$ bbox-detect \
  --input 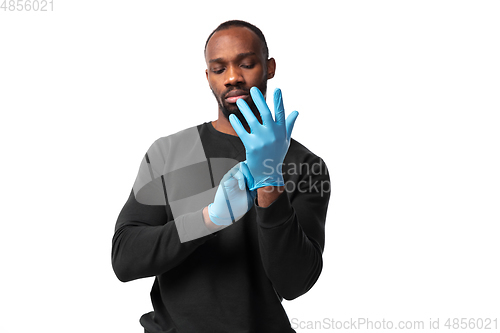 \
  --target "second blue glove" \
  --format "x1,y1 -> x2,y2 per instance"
207,162 -> 256,225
